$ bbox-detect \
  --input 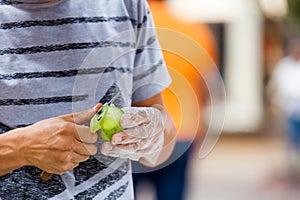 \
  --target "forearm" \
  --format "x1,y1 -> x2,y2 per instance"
0,128 -> 27,176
